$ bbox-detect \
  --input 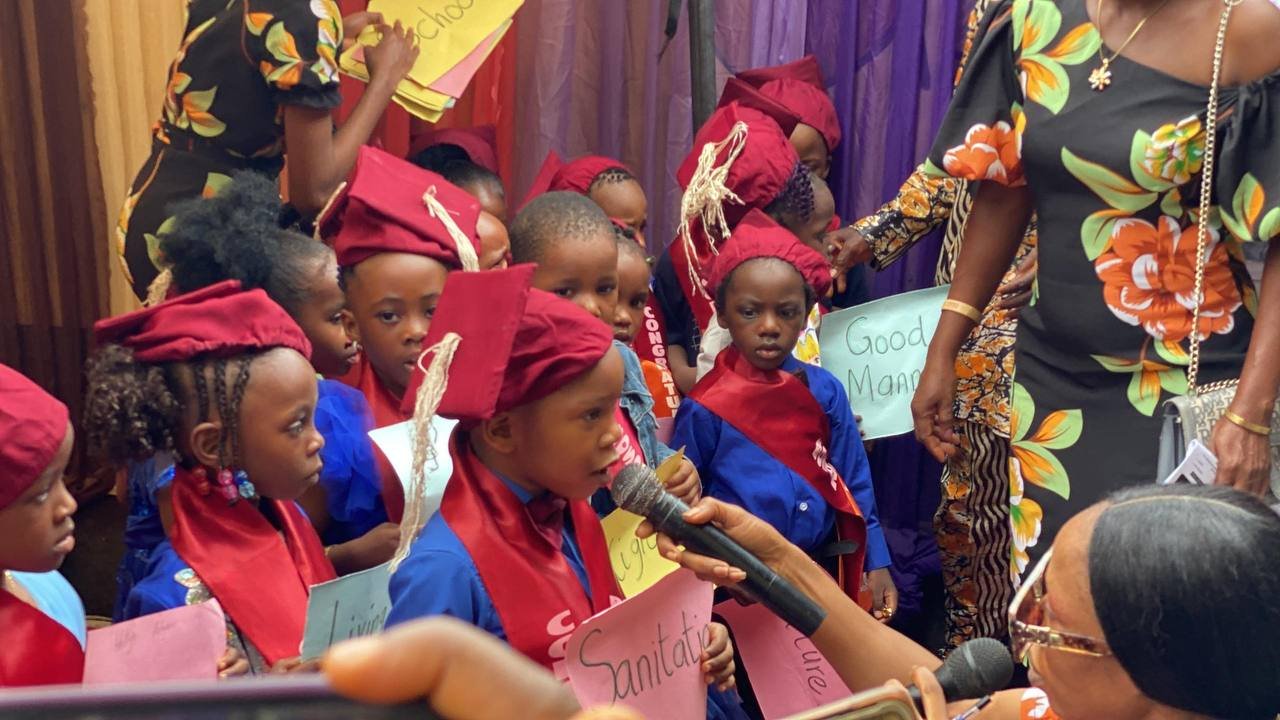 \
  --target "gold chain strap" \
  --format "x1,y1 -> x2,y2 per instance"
1187,0 -> 1244,395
